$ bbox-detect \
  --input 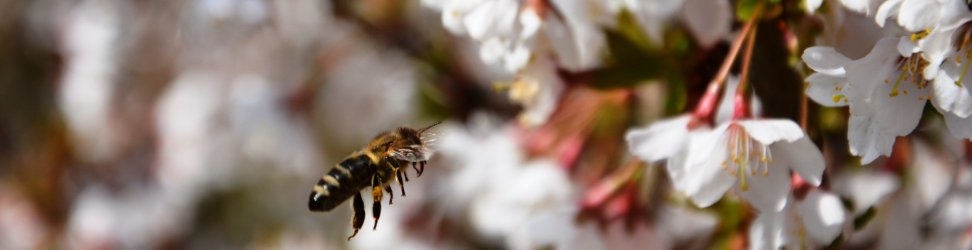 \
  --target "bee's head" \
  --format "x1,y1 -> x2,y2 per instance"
387,121 -> 440,162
